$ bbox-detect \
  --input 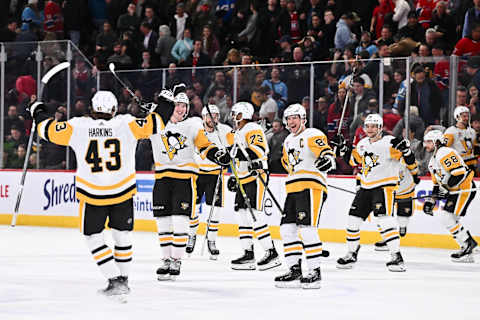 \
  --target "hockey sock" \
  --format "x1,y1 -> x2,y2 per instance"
206,205 -> 220,241
172,215 -> 189,259
397,216 -> 409,229
280,223 -> 302,268
156,216 -> 173,259
111,229 -> 132,277
85,232 -> 120,279
299,226 -> 322,270
238,209 -> 254,250
189,205 -> 200,237
346,215 -> 363,252
439,210 -> 469,244
253,210 -> 274,250
377,216 -> 400,253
